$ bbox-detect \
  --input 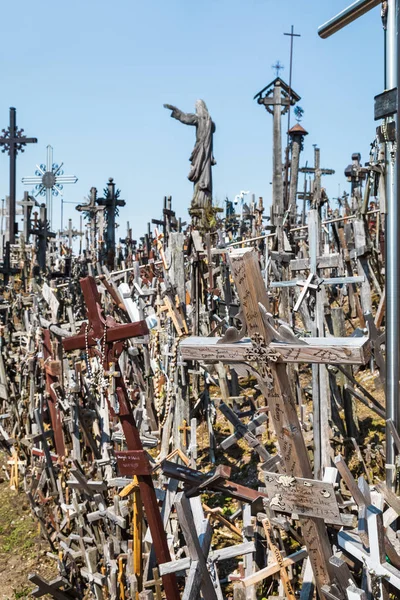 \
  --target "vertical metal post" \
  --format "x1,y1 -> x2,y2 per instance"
385,0 -> 400,489
46,145 -> 53,230
9,108 -> 16,245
